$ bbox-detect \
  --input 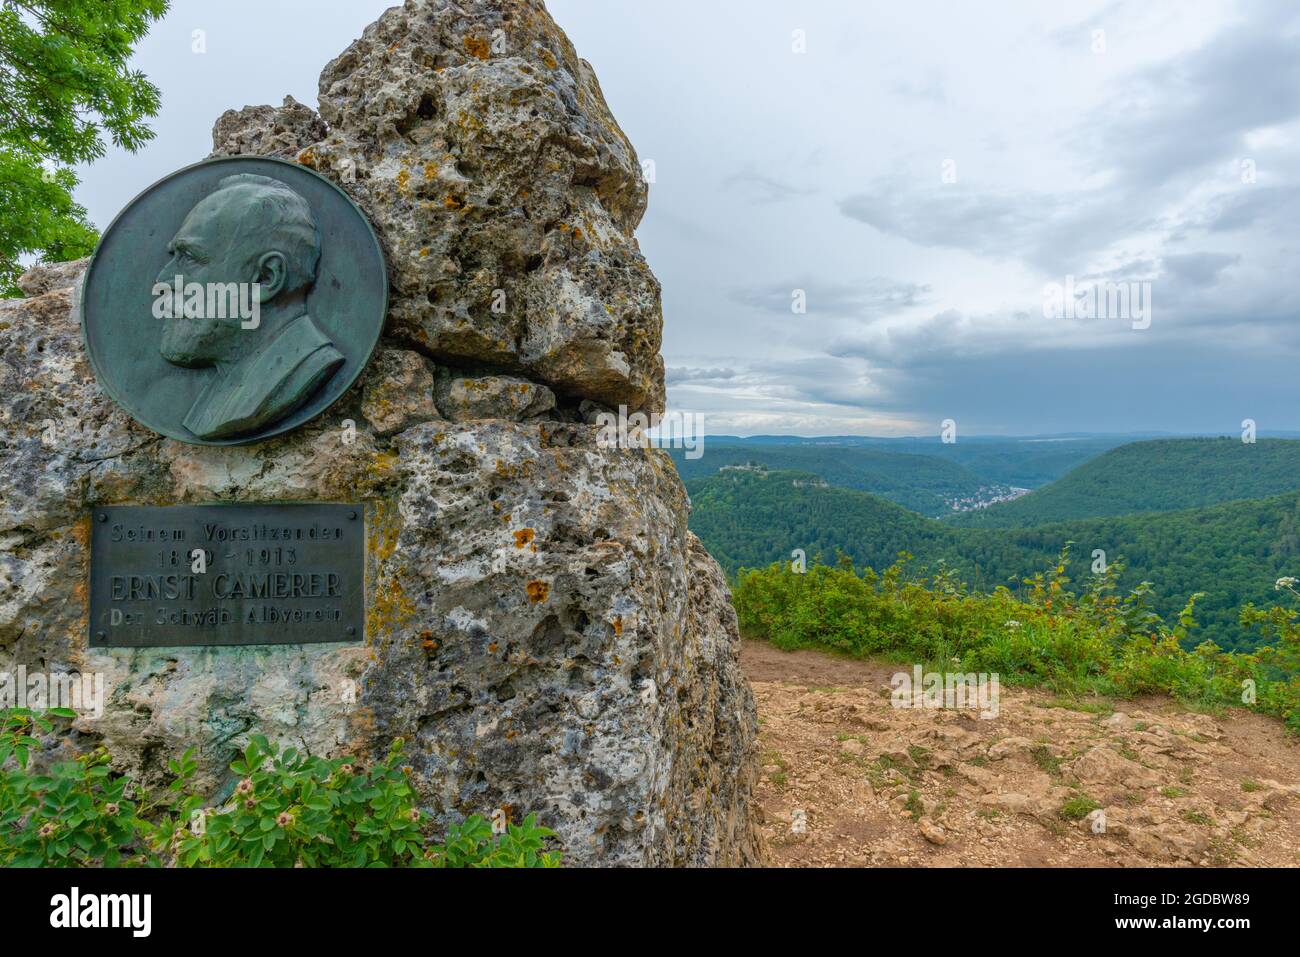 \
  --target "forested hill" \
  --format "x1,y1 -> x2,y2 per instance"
946,437 -> 1300,528
686,468 -> 1300,652
668,444 -> 1005,517
675,434 -> 1142,489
